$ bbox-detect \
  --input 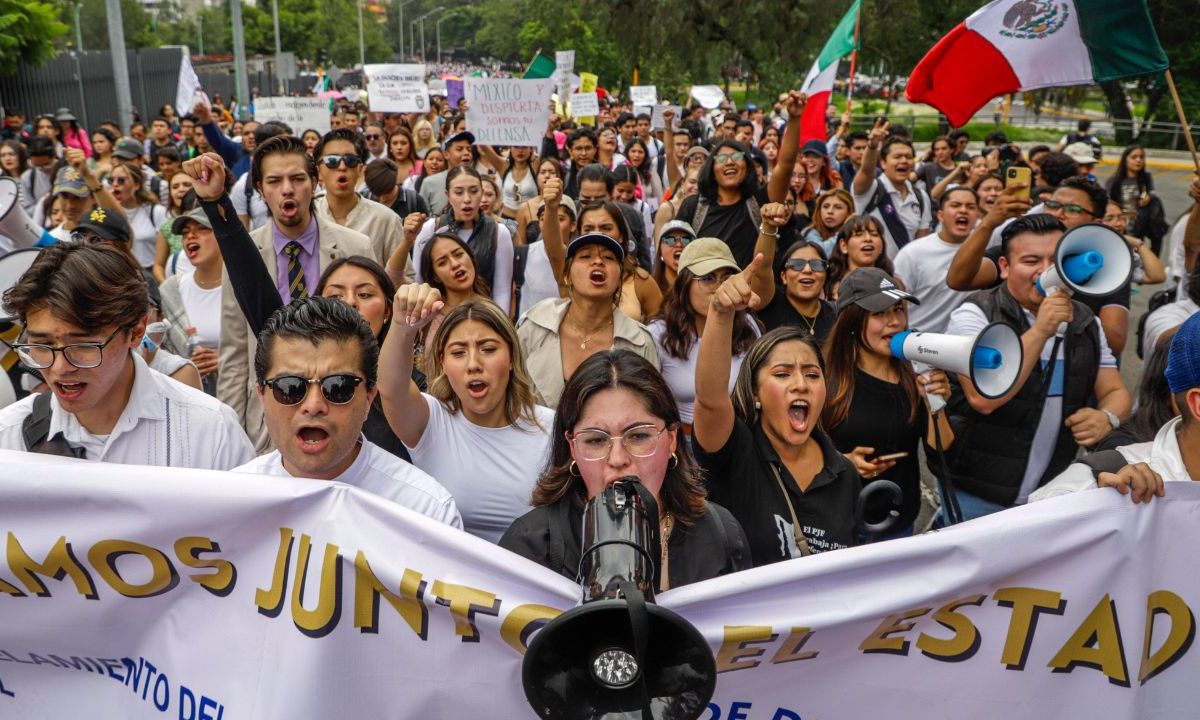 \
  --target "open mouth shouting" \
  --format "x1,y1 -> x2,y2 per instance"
278,199 -> 299,220
787,400 -> 810,433
184,240 -> 202,260
465,379 -> 489,400
589,268 -> 609,287
54,380 -> 87,403
295,424 -> 331,455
